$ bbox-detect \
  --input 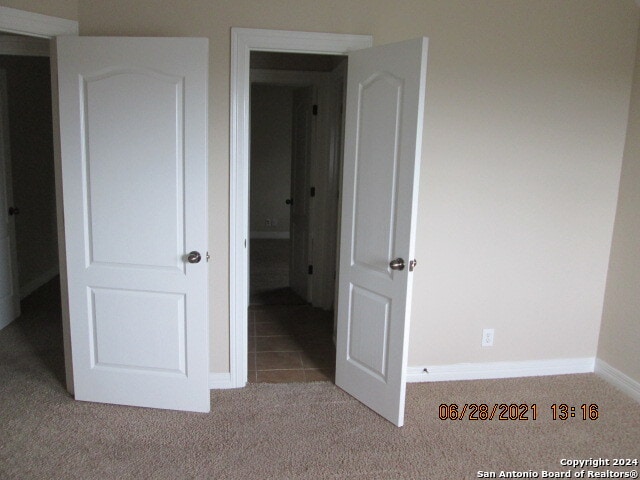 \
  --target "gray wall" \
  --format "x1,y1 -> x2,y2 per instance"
250,84 -> 293,238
